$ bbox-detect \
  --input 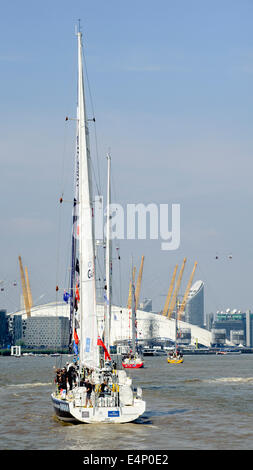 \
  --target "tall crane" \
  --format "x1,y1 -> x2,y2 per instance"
127,266 -> 136,309
18,256 -> 31,317
178,261 -> 198,320
135,255 -> 144,310
167,258 -> 186,319
25,266 -> 33,310
162,264 -> 178,316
